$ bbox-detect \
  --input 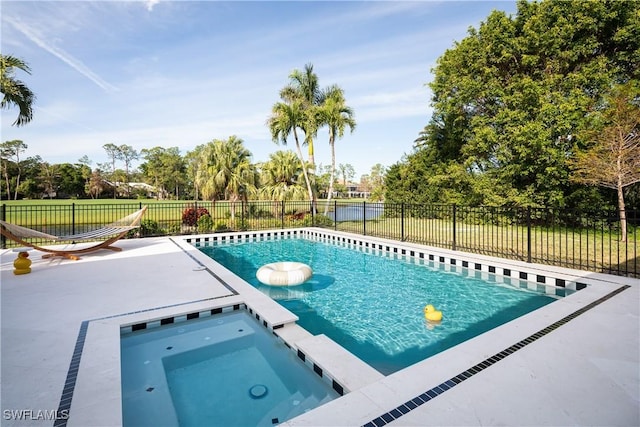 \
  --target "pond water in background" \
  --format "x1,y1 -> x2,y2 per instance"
325,203 -> 384,222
